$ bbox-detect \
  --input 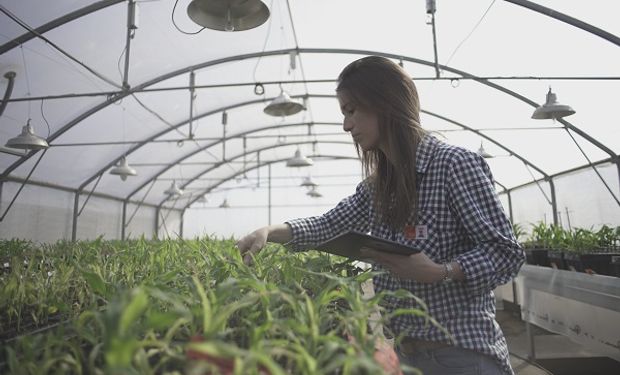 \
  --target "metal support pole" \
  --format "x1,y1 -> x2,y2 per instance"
189,71 -> 195,138
121,200 -> 127,240
268,163 -> 272,225
525,321 -> 536,361
616,157 -> 620,198
0,71 -> 16,117
548,178 -> 558,226
71,191 -> 79,241
154,206 -> 160,239
506,190 -> 513,224
430,12 -> 440,78
257,151 -> 261,187
122,0 -> 136,89
179,209 -> 185,238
